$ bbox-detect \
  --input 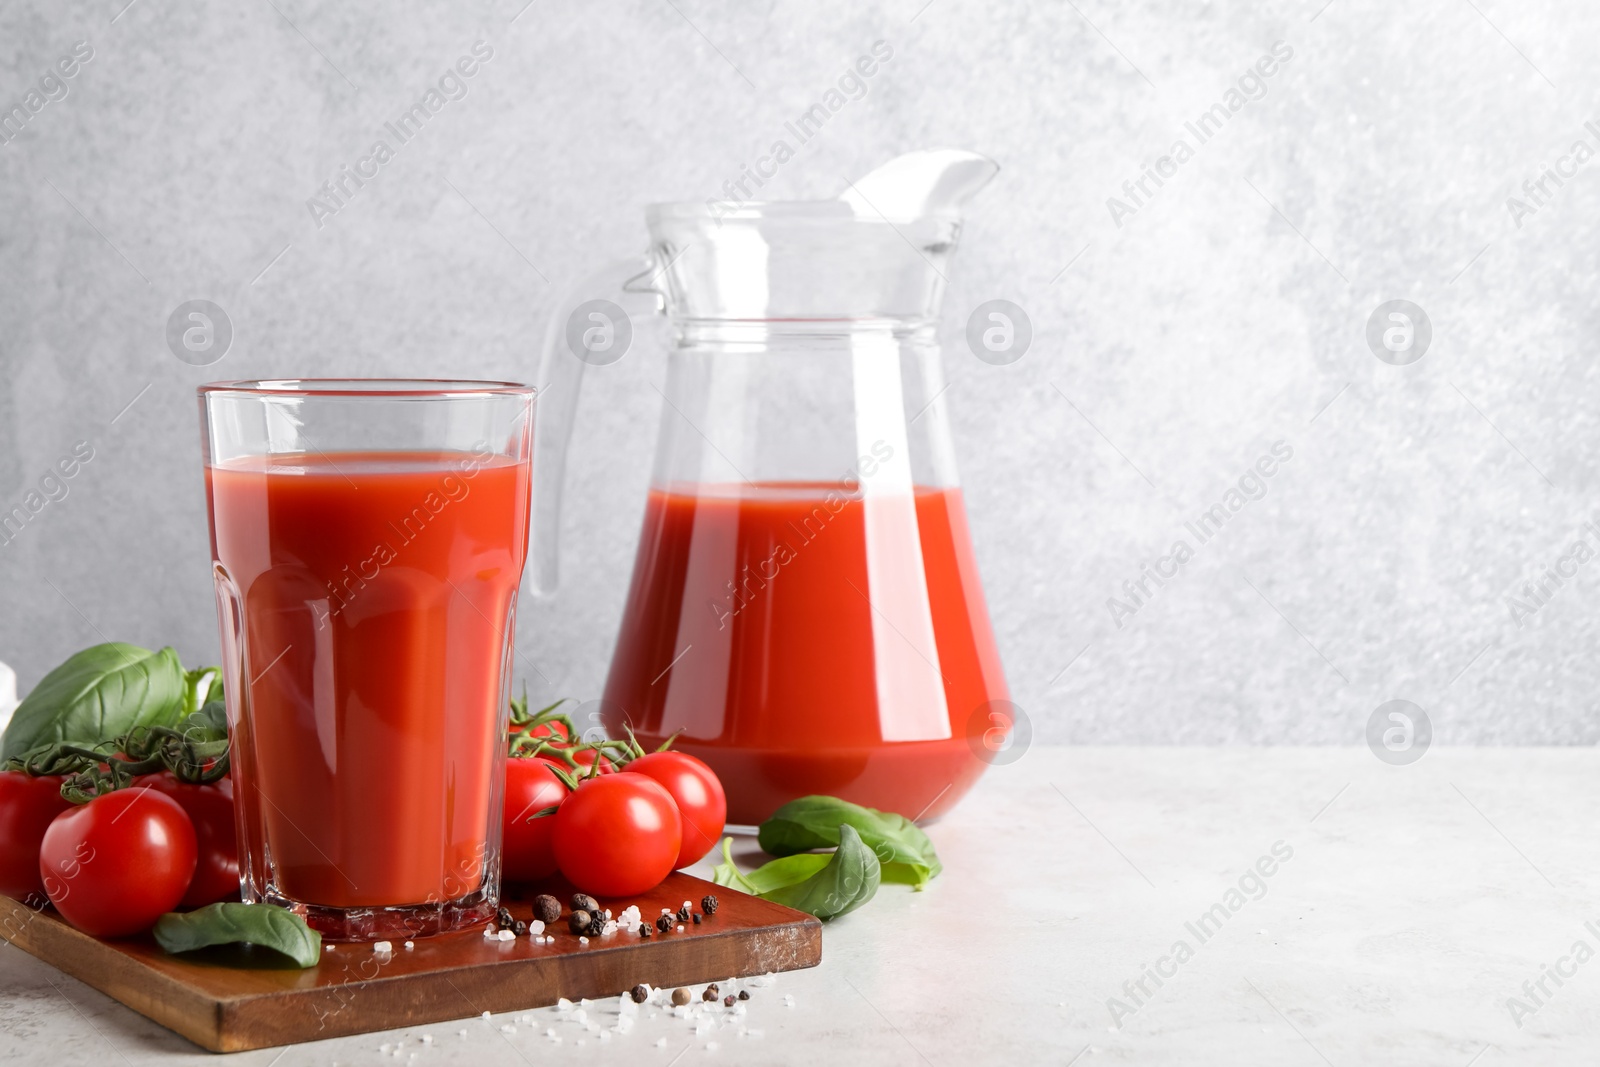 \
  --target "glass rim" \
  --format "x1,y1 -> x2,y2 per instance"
198,378 -> 535,399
